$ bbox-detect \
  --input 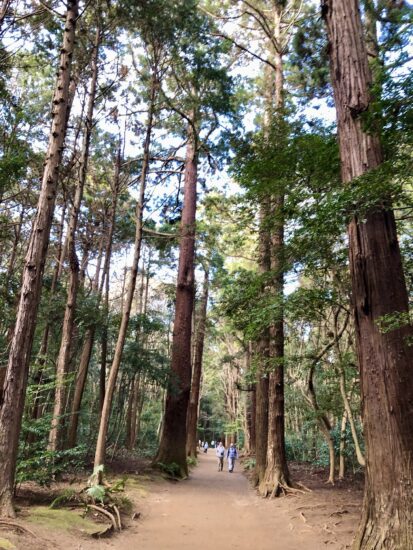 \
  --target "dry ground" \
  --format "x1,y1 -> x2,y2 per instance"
0,452 -> 363,549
